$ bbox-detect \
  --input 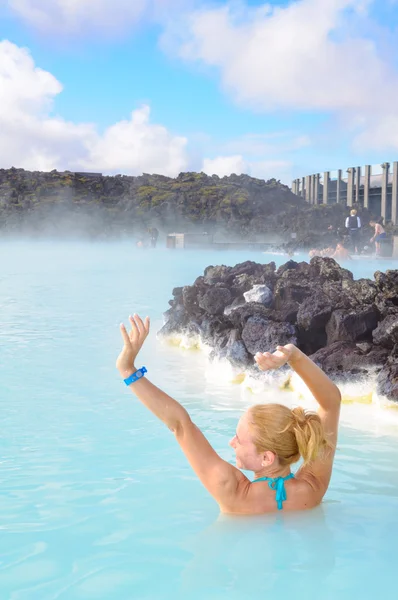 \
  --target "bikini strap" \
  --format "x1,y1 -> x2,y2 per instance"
253,473 -> 294,510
